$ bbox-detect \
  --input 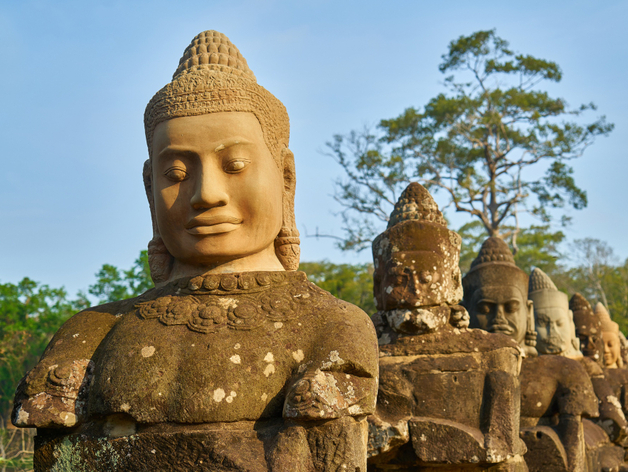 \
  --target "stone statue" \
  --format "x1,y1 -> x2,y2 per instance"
368,182 -> 527,471
527,268 -> 625,472
463,241 -> 596,471
596,302 -> 628,452
596,302 -> 624,369
571,294 -> 628,448
12,30 -> 379,472
463,237 -> 538,357
528,268 -> 580,358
